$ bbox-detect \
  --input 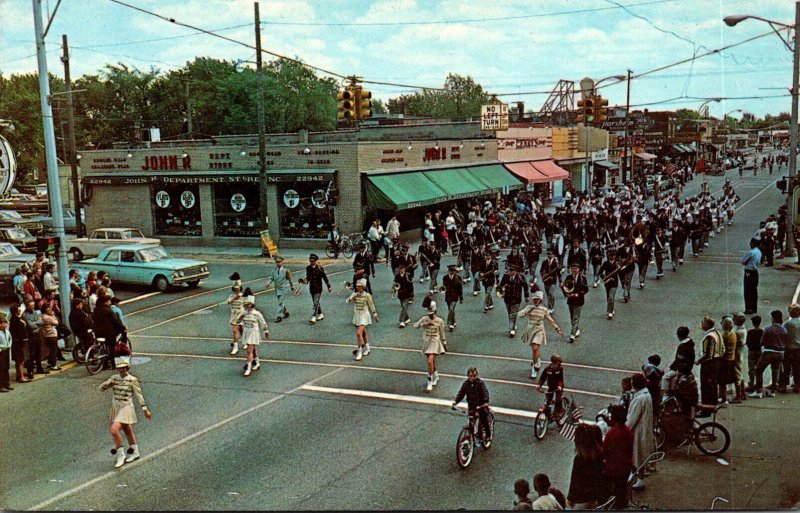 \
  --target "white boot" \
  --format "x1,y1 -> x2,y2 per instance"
251,358 -> 260,371
230,343 -> 238,355
530,365 -> 538,379
432,371 -> 440,386
363,343 -> 371,356
355,348 -> 363,361
426,376 -> 433,392
114,447 -> 126,468
243,361 -> 252,377
125,444 -> 140,463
